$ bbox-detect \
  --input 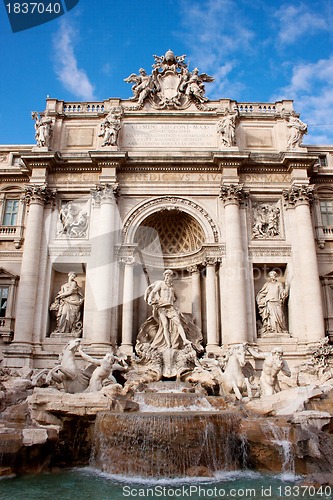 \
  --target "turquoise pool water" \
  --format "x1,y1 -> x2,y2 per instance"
1,468 -> 331,500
